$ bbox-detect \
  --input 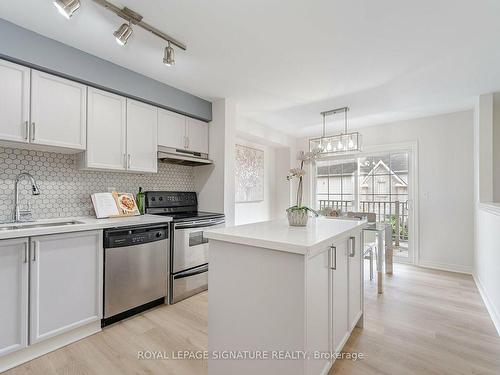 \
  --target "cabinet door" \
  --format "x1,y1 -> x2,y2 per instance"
186,117 -> 209,154
85,87 -> 127,170
331,239 -> 349,353
29,231 -> 102,344
126,99 -> 158,173
0,238 -> 29,357
158,108 -> 186,150
306,250 -> 332,375
0,60 -> 30,143
348,233 -> 363,330
30,70 -> 87,150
